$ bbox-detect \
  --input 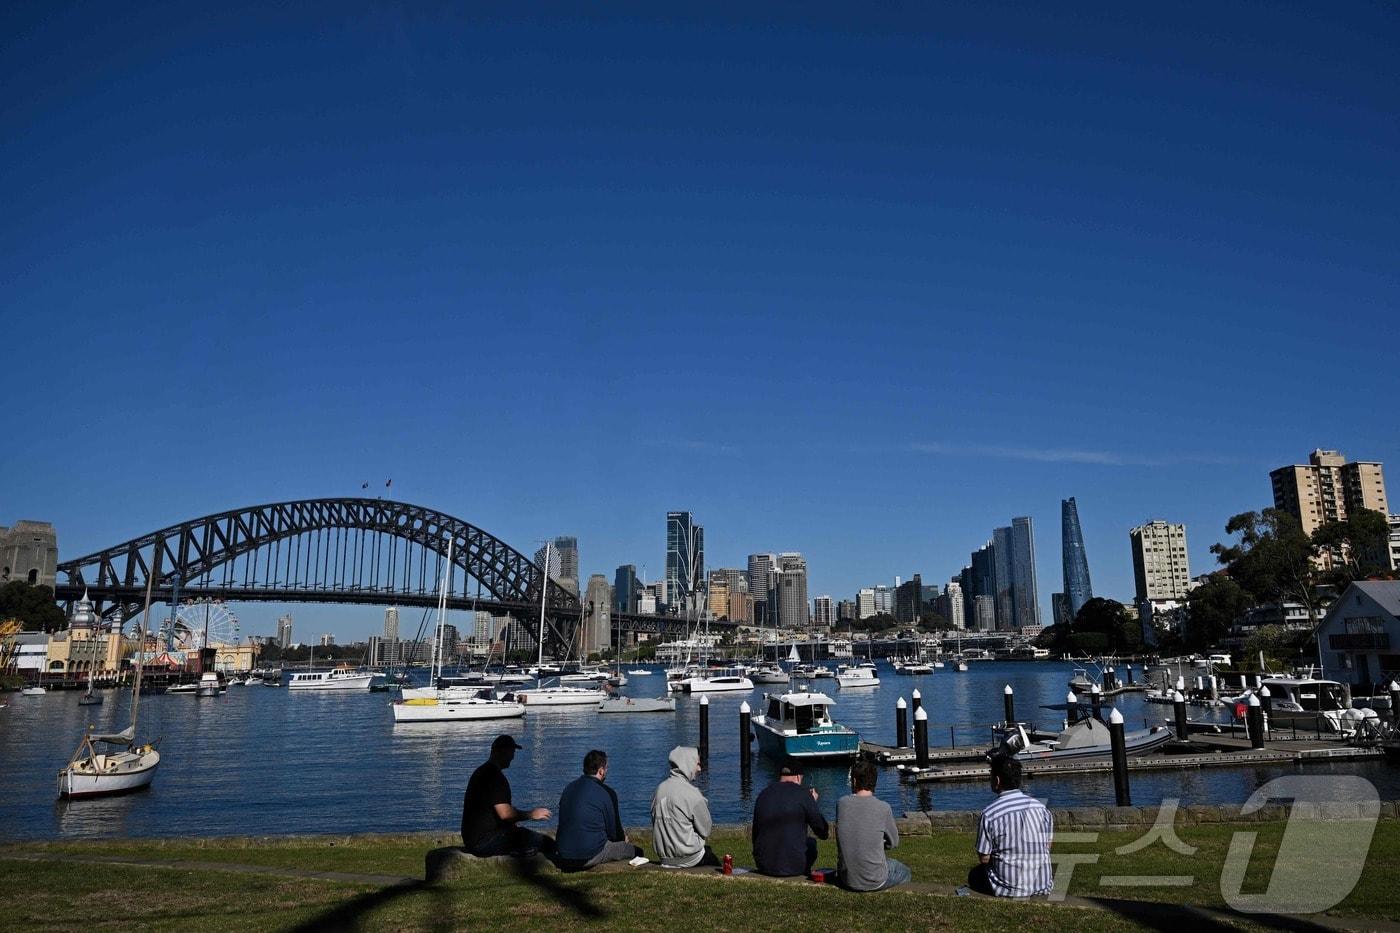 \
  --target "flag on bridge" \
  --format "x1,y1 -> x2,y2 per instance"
386,479 -> 393,488
361,482 -> 369,489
